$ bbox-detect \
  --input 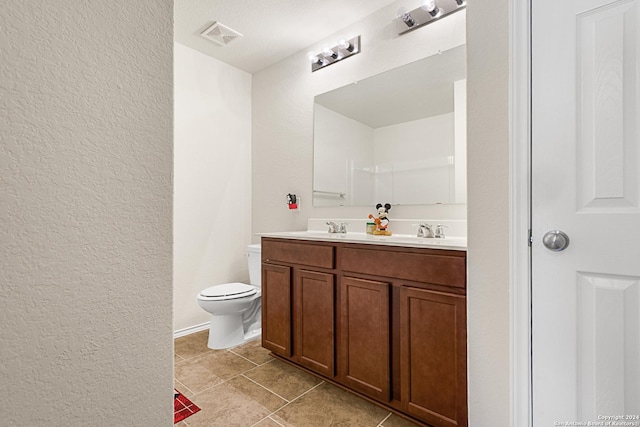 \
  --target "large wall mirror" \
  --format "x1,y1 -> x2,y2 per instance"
312,44 -> 466,207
